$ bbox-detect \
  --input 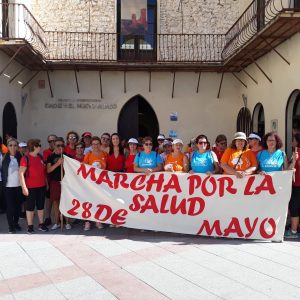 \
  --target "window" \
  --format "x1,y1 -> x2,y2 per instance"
117,0 -> 157,61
